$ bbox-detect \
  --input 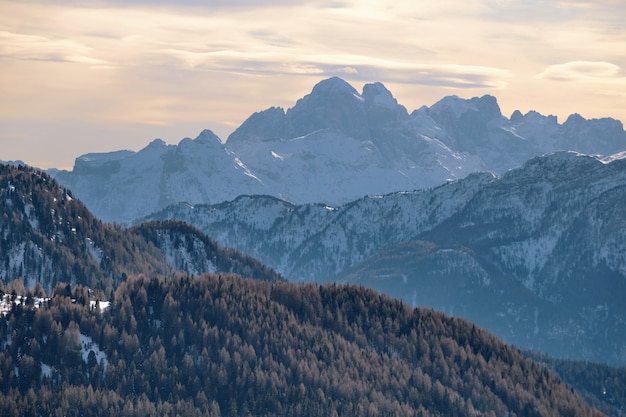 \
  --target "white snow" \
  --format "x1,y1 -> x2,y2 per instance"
41,363 -> 52,378
24,203 -> 39,230
352,93 -> 364,102
80,334 -> 108,370
229,151 -> 264,184
534,308 -> 539,336
86,237 -> 103,264
89,300 -> 111,311
598,150 -> 626,164
0,294 -> 48,315
270,151 -> 284,160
